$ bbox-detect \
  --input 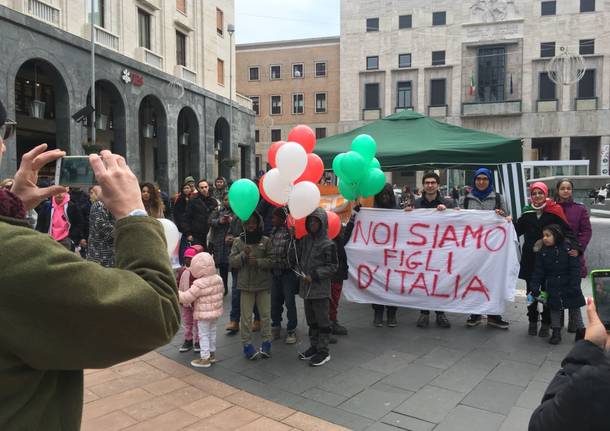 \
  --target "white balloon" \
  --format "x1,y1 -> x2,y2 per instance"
157,218 -> 181,260
263,168 -> 291,204
288,181 -> 321,219
276,142 -> 307,182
